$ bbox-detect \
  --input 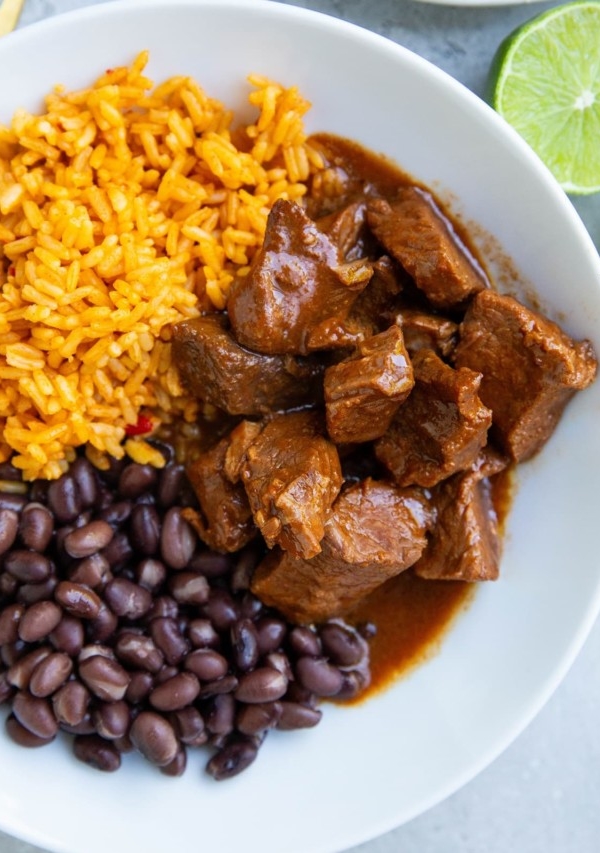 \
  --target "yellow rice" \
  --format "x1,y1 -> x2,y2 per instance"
0,51 -> 325,480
